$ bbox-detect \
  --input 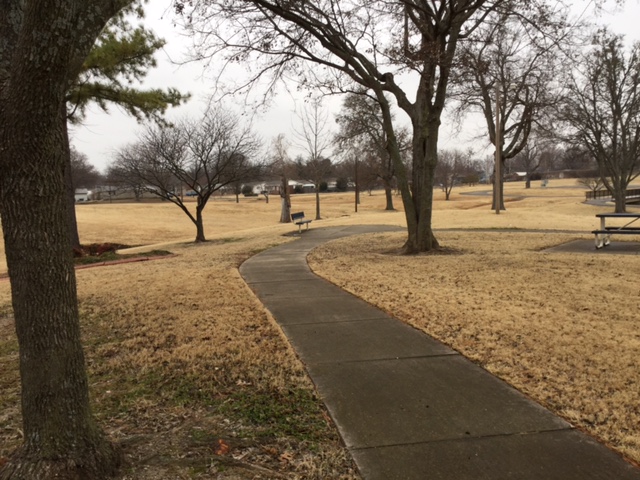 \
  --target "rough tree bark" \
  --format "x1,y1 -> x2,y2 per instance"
314,187 -> 321,220
195,200 -> 207,242
279,176 -> 292,223
382,176 -> 395,211
0,1 -> 128,478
